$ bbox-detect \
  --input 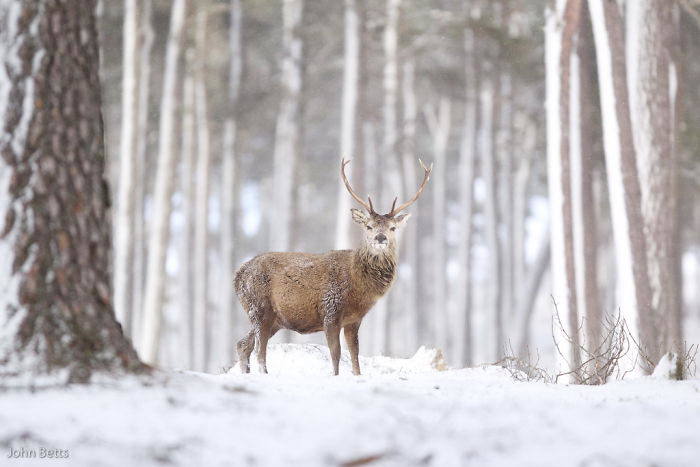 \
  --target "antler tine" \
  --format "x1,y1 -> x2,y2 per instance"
390,197 -> 397,215
389,158 -> 433,216
340,158 -> 374,213
368,196 -> 374,213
